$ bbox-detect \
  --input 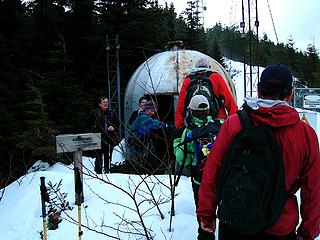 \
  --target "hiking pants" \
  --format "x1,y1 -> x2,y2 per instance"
192,181 -> 215,240
94,141 -> 111,173
218,223 -> 297,240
